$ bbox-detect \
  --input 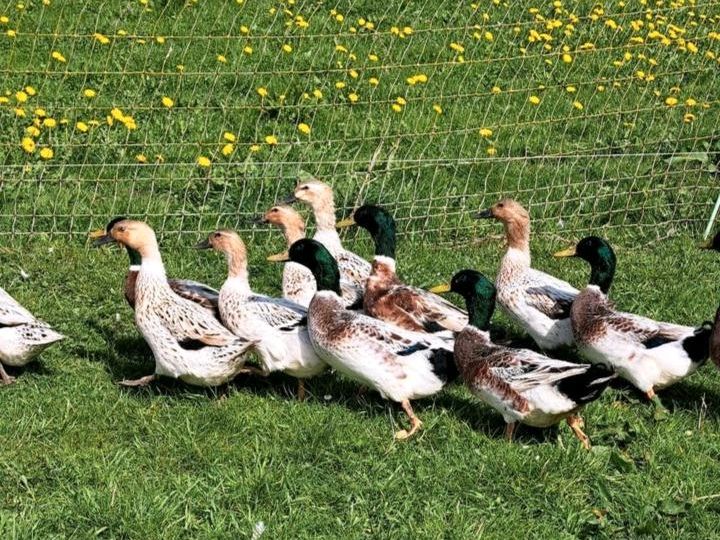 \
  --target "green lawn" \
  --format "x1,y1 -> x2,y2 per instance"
2,0 -> 720,538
